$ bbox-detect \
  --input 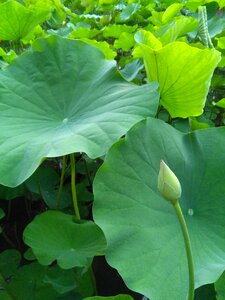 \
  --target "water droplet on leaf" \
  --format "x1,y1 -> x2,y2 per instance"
188,208 -> 194,216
